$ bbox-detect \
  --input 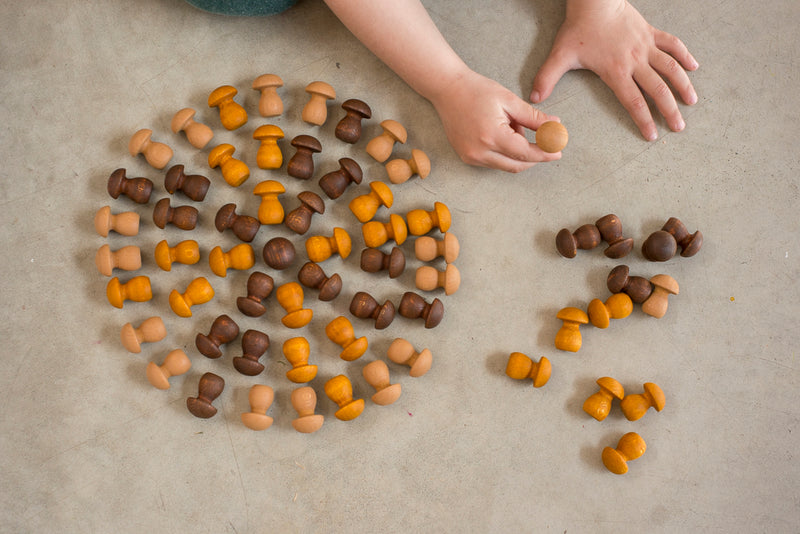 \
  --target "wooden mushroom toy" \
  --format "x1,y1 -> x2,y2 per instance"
335,99 -> 372,144
233,329 -> 270,376
385,148 -> 431,184
363,360 -> 402,405
208,243 -> 255,277
305,227 -> 352,262
276,282 -> 313,328
387,338 -> 432,377
641,274 -> 679,318
297,262 -> 342,301
415,232 -> 460,263
171,108 -> 213,149
252,73 -> 284,117
196,314 -> 239,359
360,247 -> 405,278
505,352 -> 551,388
318,157 -> 363,199
415,264 -> 461,295
582,377 -> 625,421
554,307 -> 589,352
287,135 -> 322,180
349,181 -> 393,223
325,316 -> 368,361
164,164 -> 210,201
284,191 -> 325,235
236,271 -> 274,317
325,375 -> 365,421
406,202 -> 451,235
107,169 -> 153,204
208,143 -> 250,187
129,129 -> 173,170
187,372 -> 225,419
301,81 -> 336,125
362,214 -> 408,248
366,119 -> 408,162
208,85 -> 247,130
106,276 -> 152,308
253,124 -> 284,169
291,386 -> 324,433
169,277 -> 214,317
602,432 -> 646,475
620,382 -> 665,421
146,349 -> 191,390
283,337 -> 317,383
215,203 -> 260,242
398,292 -> 444,328
595,214 -> 634,259
154,240 -> 200,271
587,293 -> 633,328
349,291 -> 395,329
241,384 -> 274,431
94,206 -> 139,237
607,265 -> 653,304
120,316 -> 166,353
153,198 -> 198,231
253,180 -> 286,224
556,223 -> 601,258
535,121 -> 568,153
95,244 -> 141,276
262,236 -> 296,270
